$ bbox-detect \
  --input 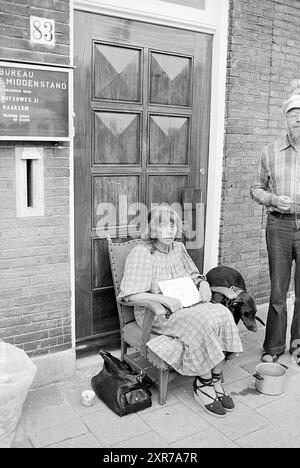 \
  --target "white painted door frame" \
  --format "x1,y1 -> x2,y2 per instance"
70,0 -> 229,346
